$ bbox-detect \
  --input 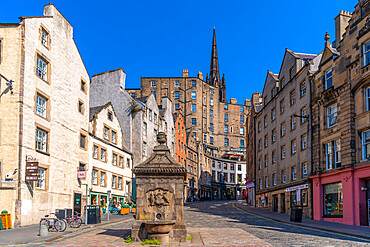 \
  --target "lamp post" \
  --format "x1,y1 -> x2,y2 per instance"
81,183 -> 89,225
0,73 -> 14,96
